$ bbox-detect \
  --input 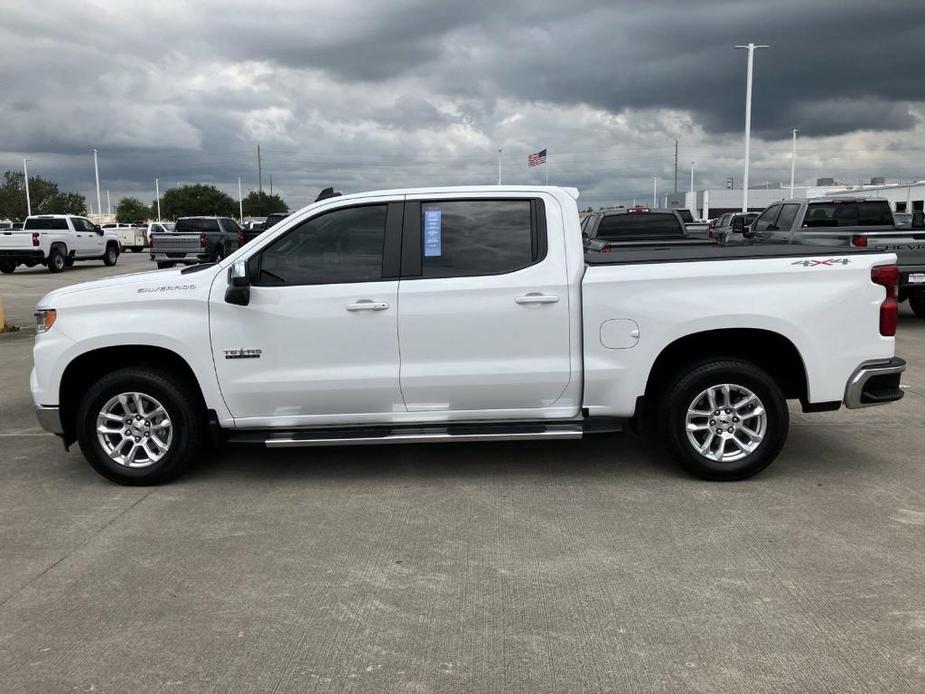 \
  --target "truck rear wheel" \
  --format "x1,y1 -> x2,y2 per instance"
909,295 -> 925,318
0,260 -> 15,274
659,359 -> 789,481
75,367 -> 204,485
47,246 -> 66,273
